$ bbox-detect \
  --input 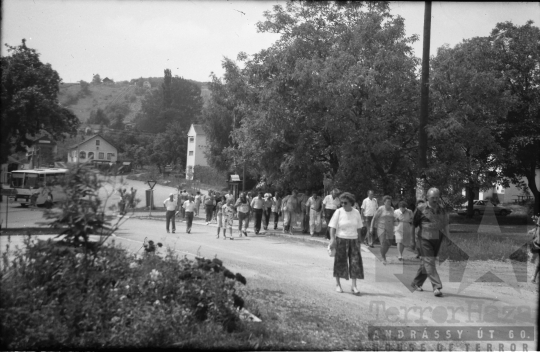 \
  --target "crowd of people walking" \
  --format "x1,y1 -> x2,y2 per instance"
159,186 -> 449,297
